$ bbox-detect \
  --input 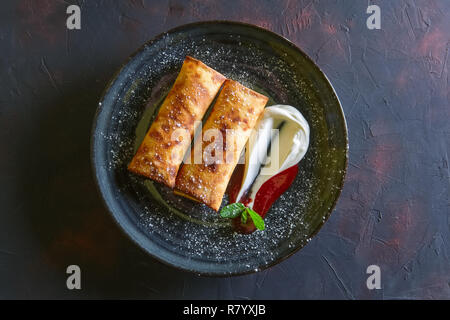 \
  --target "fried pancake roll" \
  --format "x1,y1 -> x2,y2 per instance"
128,56 -> 226,188
175,80 -> 268,211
